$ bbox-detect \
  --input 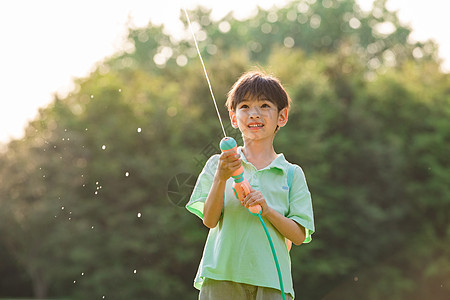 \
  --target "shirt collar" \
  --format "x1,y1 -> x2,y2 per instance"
237,146 -> 288,172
